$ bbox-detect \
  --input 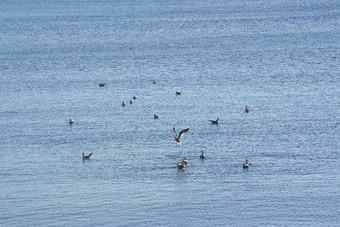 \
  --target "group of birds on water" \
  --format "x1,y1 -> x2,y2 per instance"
69,81 -> 252,170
